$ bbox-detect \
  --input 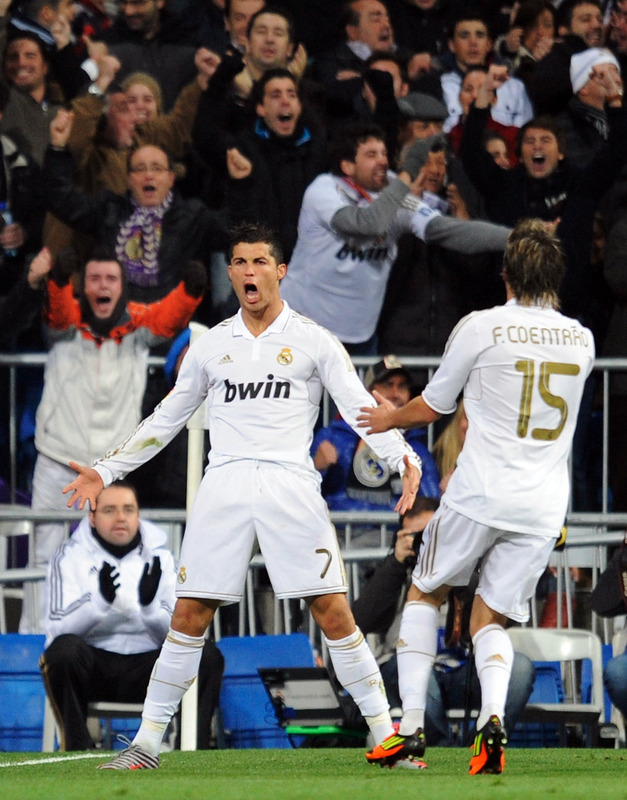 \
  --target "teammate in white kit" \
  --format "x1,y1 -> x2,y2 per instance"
359,219 -> 595,773
62,222 -> 422,770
